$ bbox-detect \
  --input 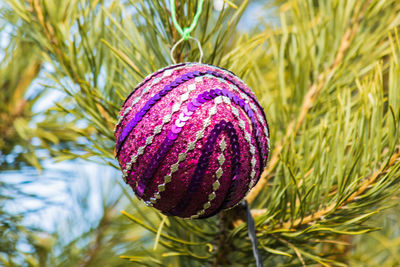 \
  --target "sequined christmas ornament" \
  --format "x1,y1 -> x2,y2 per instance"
114,63 -> 270,219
